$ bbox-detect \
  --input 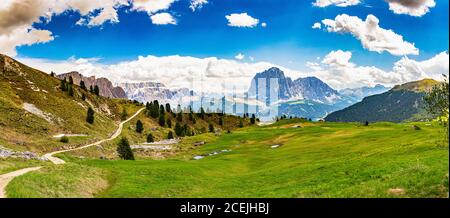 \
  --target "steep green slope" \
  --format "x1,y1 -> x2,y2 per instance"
325,79 -> 439,123
0,54 -> 141,153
